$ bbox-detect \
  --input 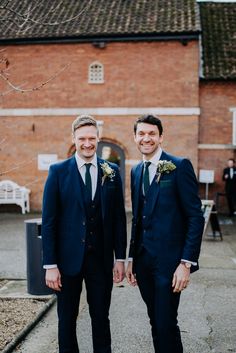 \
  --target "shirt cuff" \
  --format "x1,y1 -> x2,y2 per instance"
43,264 -> 58,269
181,259 -> 197,266
115,259 -> 125,262
126,258 -> 196,265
